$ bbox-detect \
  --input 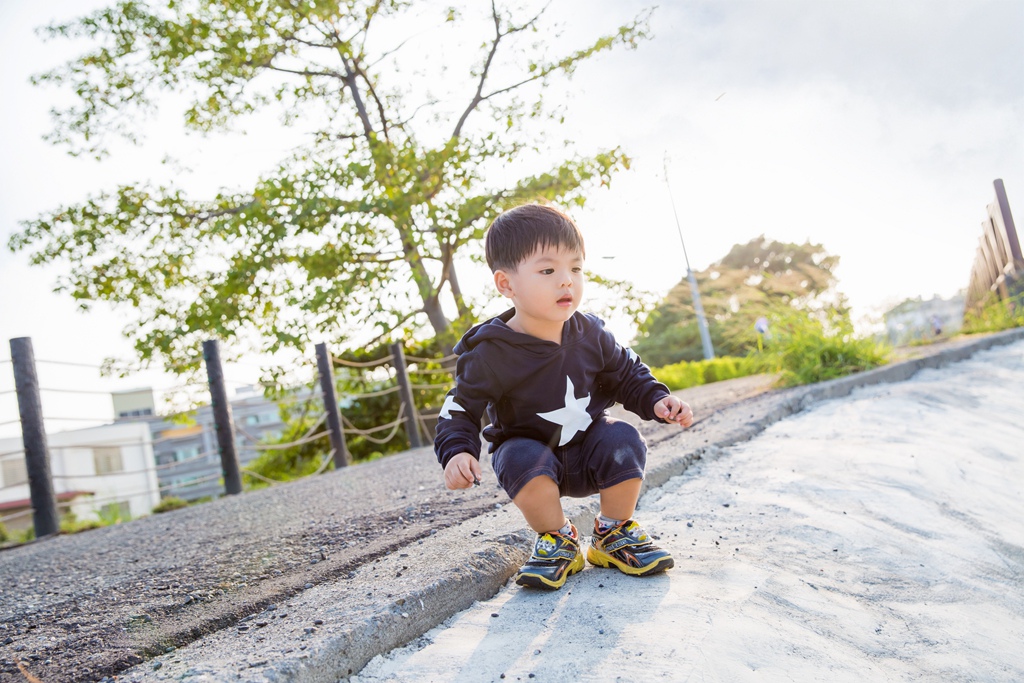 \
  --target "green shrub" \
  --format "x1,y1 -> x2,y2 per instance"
60,511 -> 102,534
760,305 -> 889,387
654,360 -> 705,390
153,496 -> 190,513
652,355 -> 761,391
962,292 -> 1024,335
0,521 -> 8,544
97,504 -> 130,526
